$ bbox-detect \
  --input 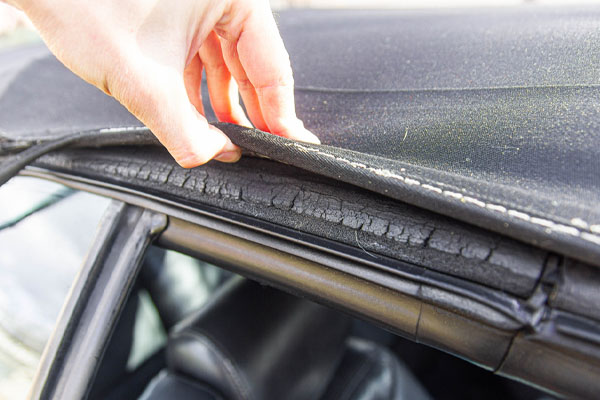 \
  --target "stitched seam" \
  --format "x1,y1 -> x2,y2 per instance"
289,142 -> 600,246
92,125 -> 600,241
295,83 -> 600,94
289,141 -> 600,227
98,126 -> 148,133
86,125 -> 600,245
178,331 -> 253,400
290,141 -> 599,227
303,147 -> 584,227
